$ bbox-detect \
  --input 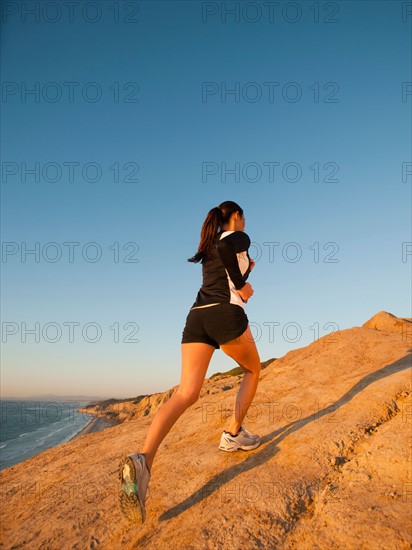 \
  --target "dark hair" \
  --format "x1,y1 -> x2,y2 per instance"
187,201 -> 244,263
